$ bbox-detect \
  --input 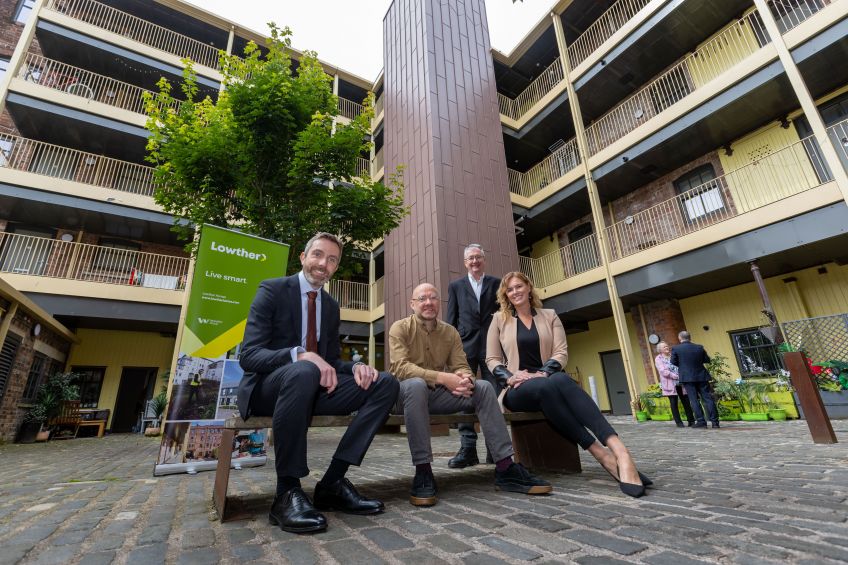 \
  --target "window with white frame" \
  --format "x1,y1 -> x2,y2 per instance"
0,57 -> 9,81
13,0 -> 36,24
674,164 -> 725,222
